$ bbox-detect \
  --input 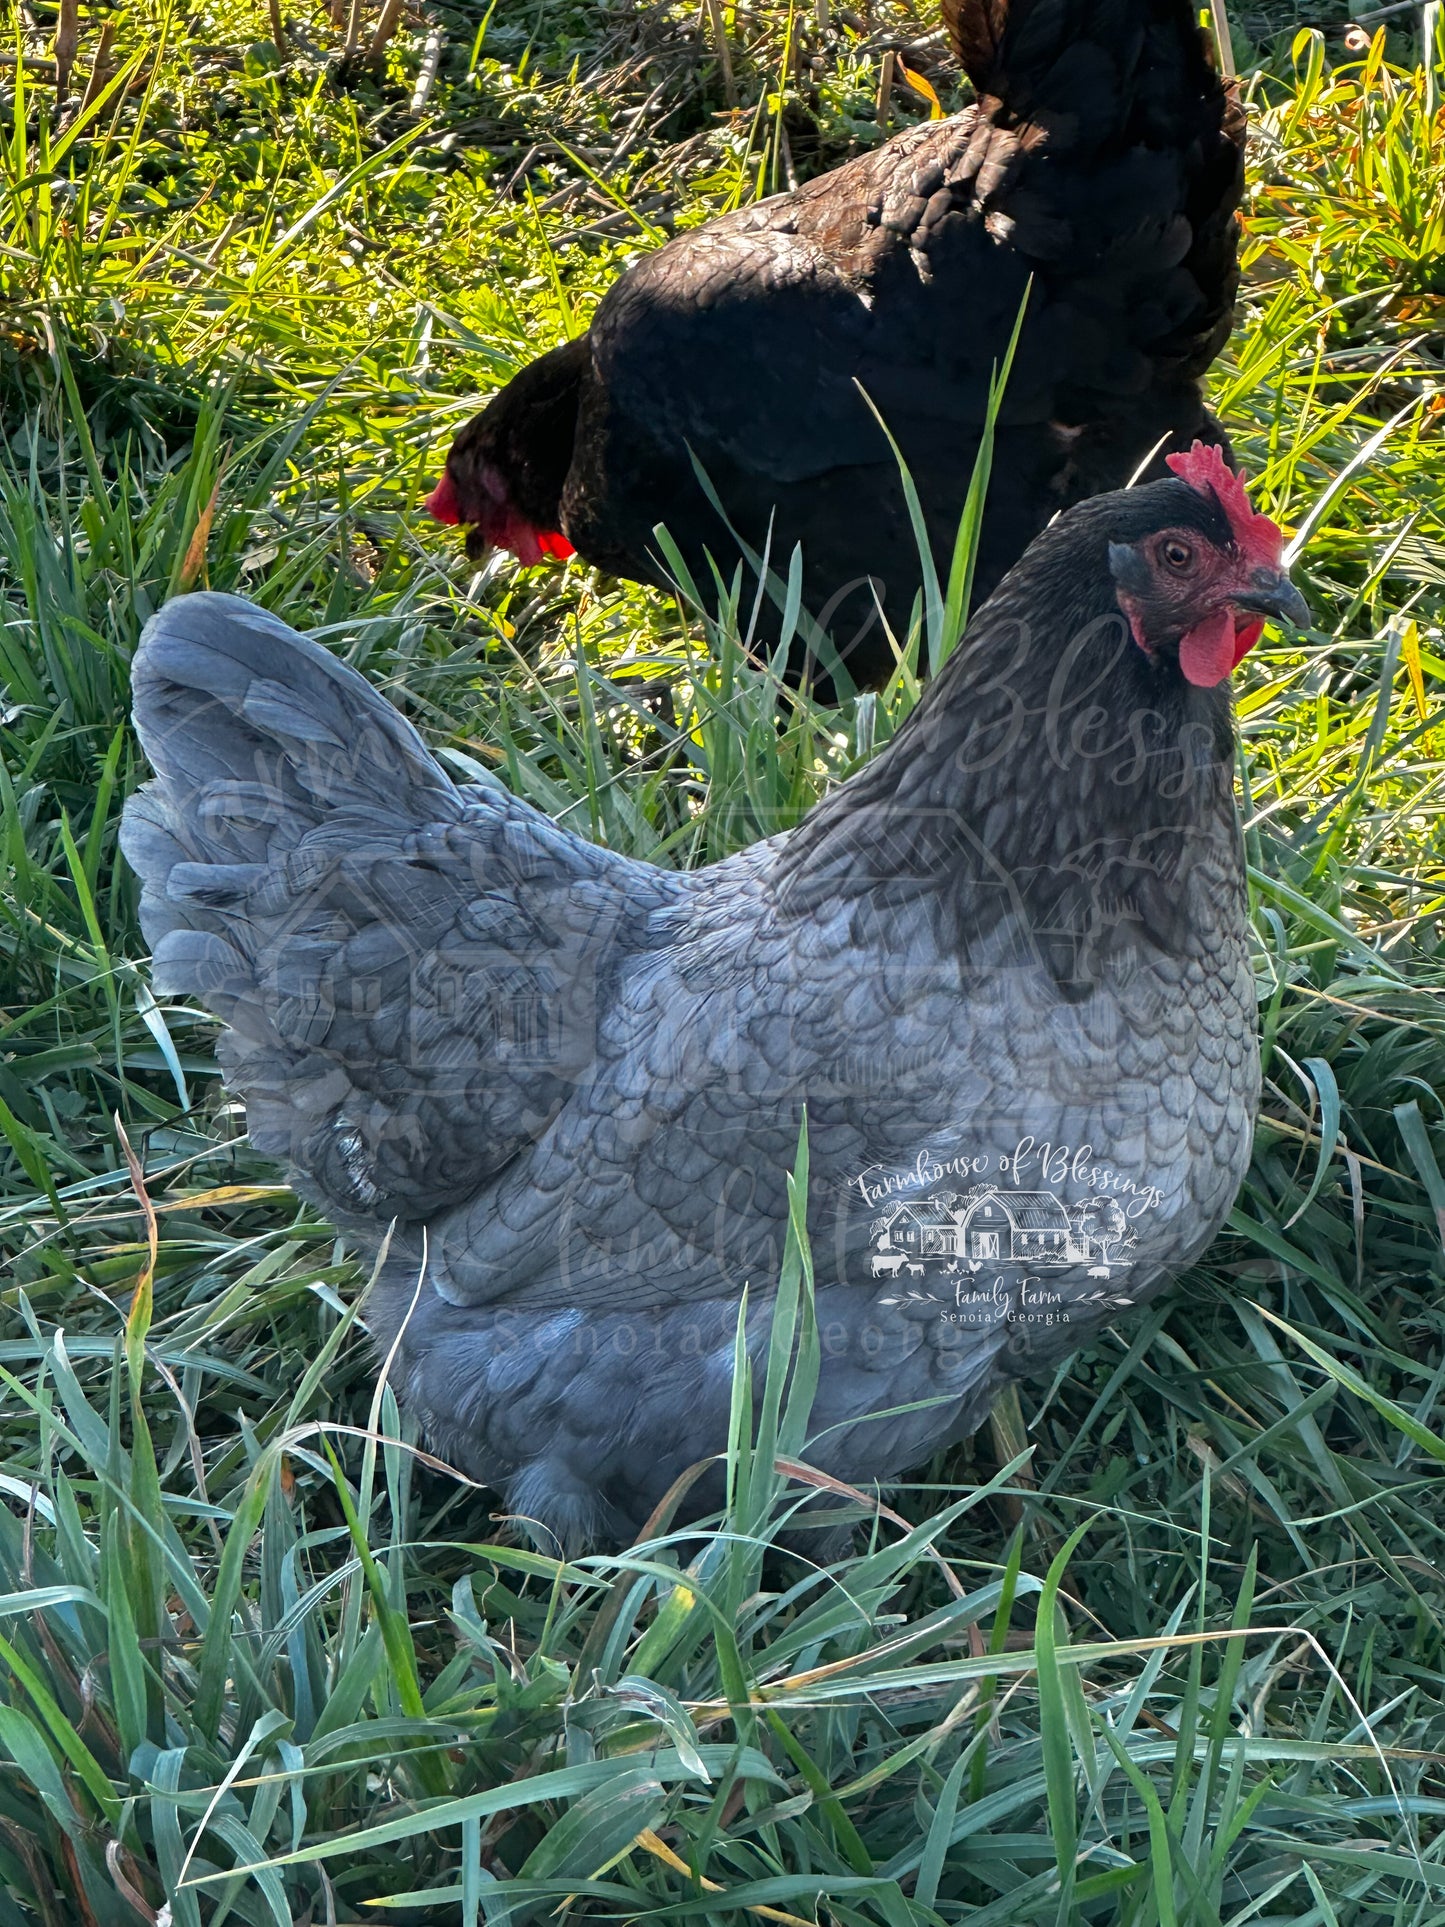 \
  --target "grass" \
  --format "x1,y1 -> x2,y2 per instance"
2,0 -> 1445,1920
